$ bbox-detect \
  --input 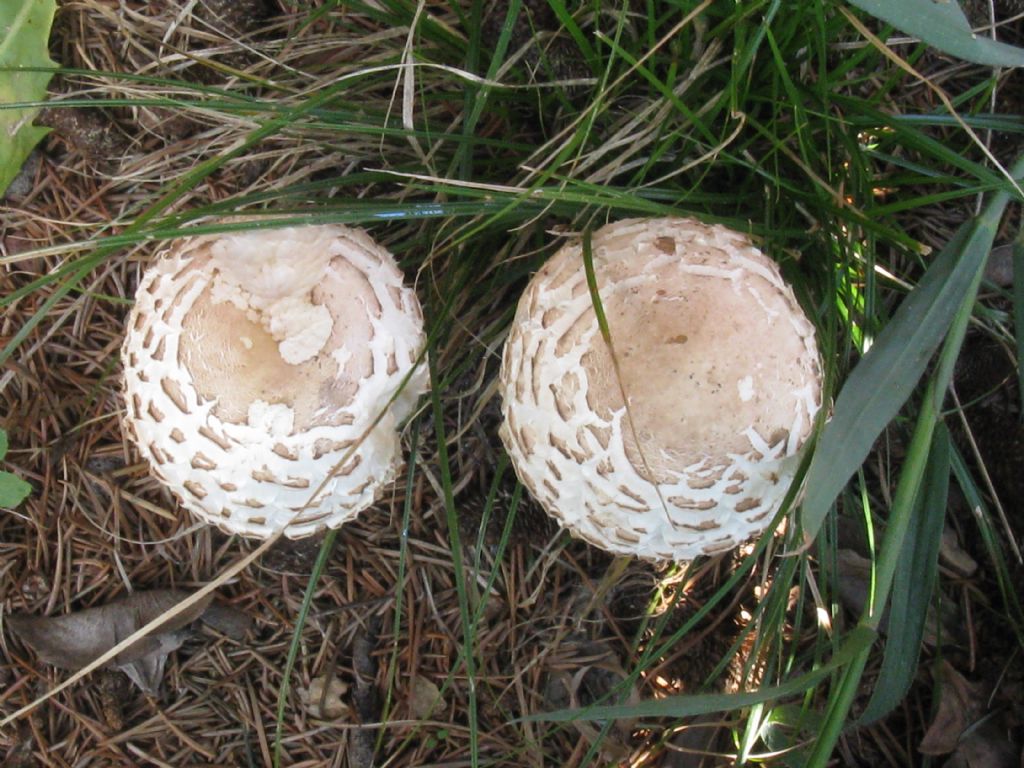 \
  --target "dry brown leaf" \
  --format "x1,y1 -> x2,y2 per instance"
540,638 -> 640,762
920,660 -> 985,756
198,601 -> 253,640
664,715 -> 727,768
7,589 -> 215,694
948,719 -> 1020,768
940,526 -> 978,577
299,675 -> 350,720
